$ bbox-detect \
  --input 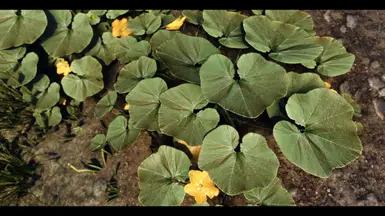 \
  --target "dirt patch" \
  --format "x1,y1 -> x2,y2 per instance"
18,10 -> 385,206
